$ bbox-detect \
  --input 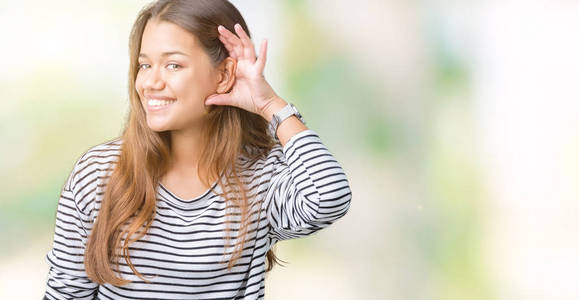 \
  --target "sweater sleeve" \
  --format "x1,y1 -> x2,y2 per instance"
263,129 -> 352,242
44,155 -> 98,300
